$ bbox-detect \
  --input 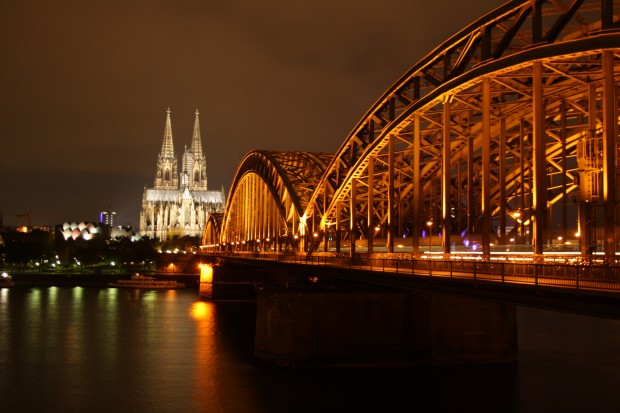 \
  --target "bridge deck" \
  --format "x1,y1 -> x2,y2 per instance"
201,251 -> 620,319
